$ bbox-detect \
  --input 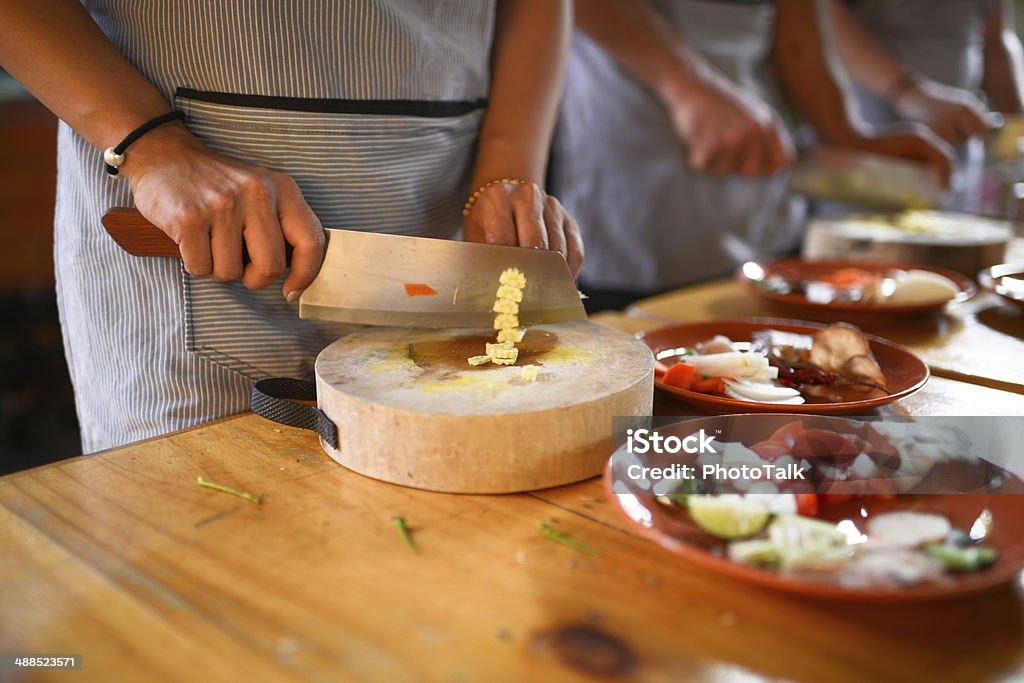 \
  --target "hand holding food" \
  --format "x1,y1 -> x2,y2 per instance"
122,122 -> 325,299
891,78 -> 989,147
462,181 -> 584,278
